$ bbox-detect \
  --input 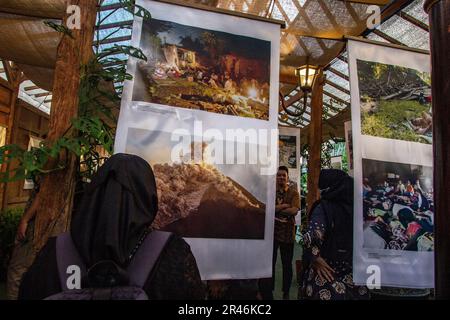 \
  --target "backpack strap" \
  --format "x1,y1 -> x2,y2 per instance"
127,230 -> 173,287
56,232 -> 87,290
